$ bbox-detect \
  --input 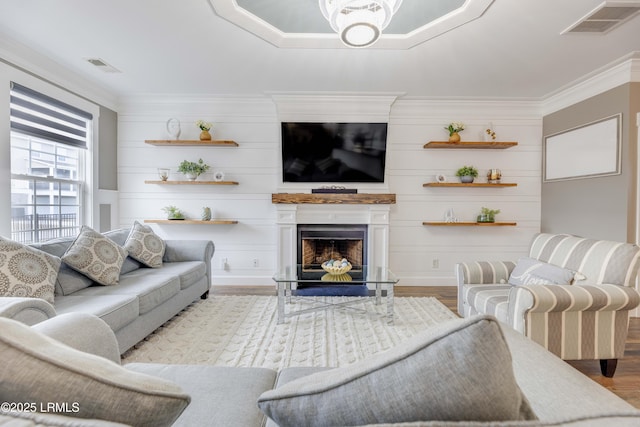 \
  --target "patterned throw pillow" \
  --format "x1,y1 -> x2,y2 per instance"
61,226 -> 127,286
0,237 -> 60,304
508,257 -> 581,286
124,221 -> 165,268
